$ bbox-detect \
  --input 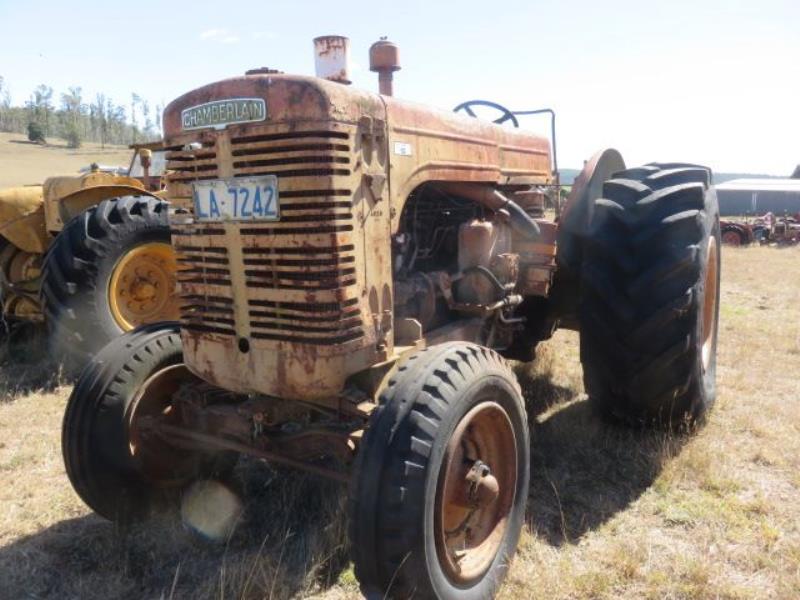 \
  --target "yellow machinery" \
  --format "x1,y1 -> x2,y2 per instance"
0,145 -> 180,365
